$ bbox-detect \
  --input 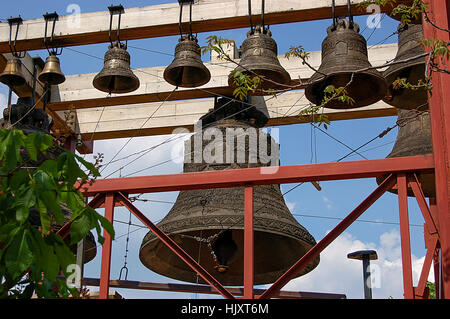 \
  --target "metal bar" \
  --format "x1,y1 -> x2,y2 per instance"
115,192 -> 235,299
81,277 -> 346,299
397,174 -> 414,299
362,258 -> 372,299
408,174 -> 438,235
259,174 -> 396,299
423,0 -> 450,298
99,193 -> 115,299
415,236 -> 438,298
244,186 -> 254,299
81,156 -> 434,197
